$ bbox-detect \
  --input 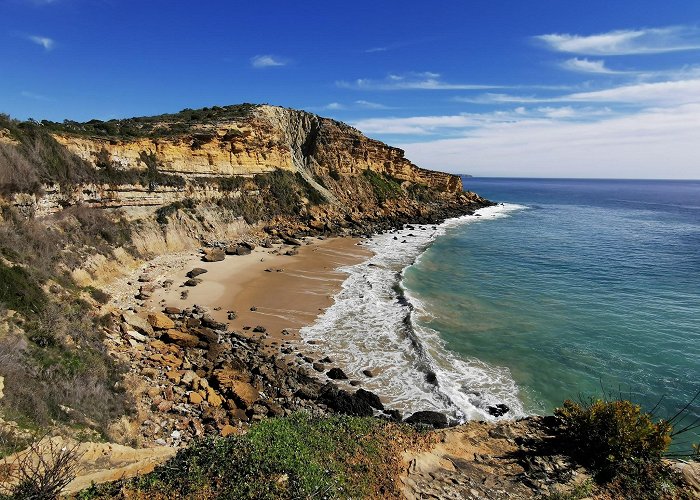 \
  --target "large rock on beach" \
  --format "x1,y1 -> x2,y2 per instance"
147,312 -> 175,330
405,411 -> 449,428
186,268 -> 207,278
202,248 -> 225,262
354,388 -> 384,410
164,329 -> 200,348
327,367 -> 348,380
320,385 -> 373,416
122,312 -> 154,337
